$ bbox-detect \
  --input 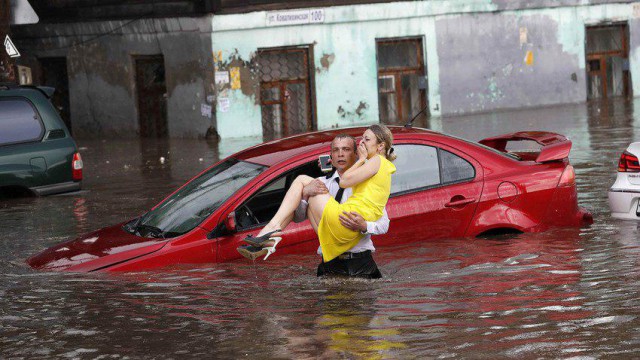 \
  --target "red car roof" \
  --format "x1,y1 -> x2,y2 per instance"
234,126 -> 437,166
